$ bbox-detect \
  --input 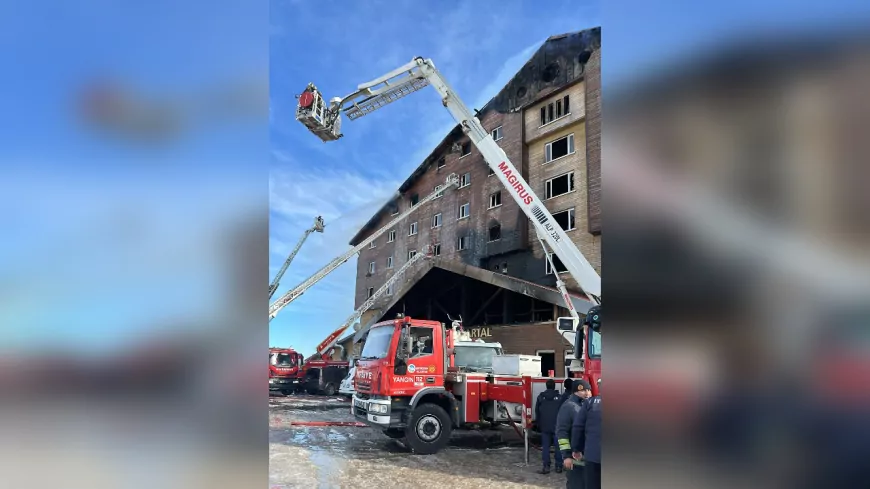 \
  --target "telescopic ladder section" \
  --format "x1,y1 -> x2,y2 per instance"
269,174 -> 458,320
269,216 -> 325,299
